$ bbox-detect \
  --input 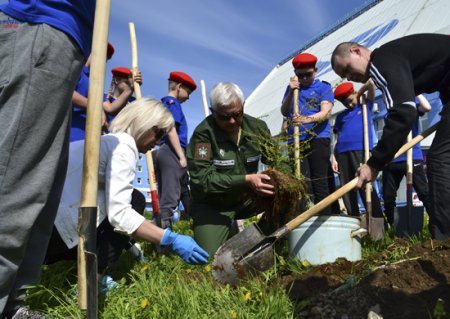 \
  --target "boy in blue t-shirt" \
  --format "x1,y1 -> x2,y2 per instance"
332,80 -> 384,219
104,67 -> 140,122
281,53 -> 339,214
381,95 -> 432,226
70,48 -> 143,142
155,72 -> 197,228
